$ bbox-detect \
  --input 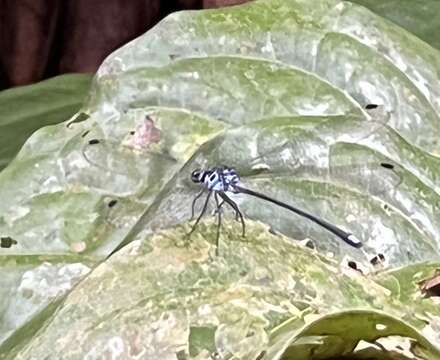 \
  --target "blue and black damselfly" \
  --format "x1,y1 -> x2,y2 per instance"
189,166 -> 362,254
79,106 -> 407,255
